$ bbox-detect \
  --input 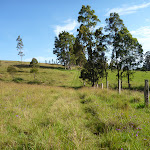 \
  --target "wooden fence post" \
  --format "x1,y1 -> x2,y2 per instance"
106,81 -> 109,89
119,80 -> 121,94
101,83 -> 103,89
144,80 -> 149,107
97,84 -> 99,88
